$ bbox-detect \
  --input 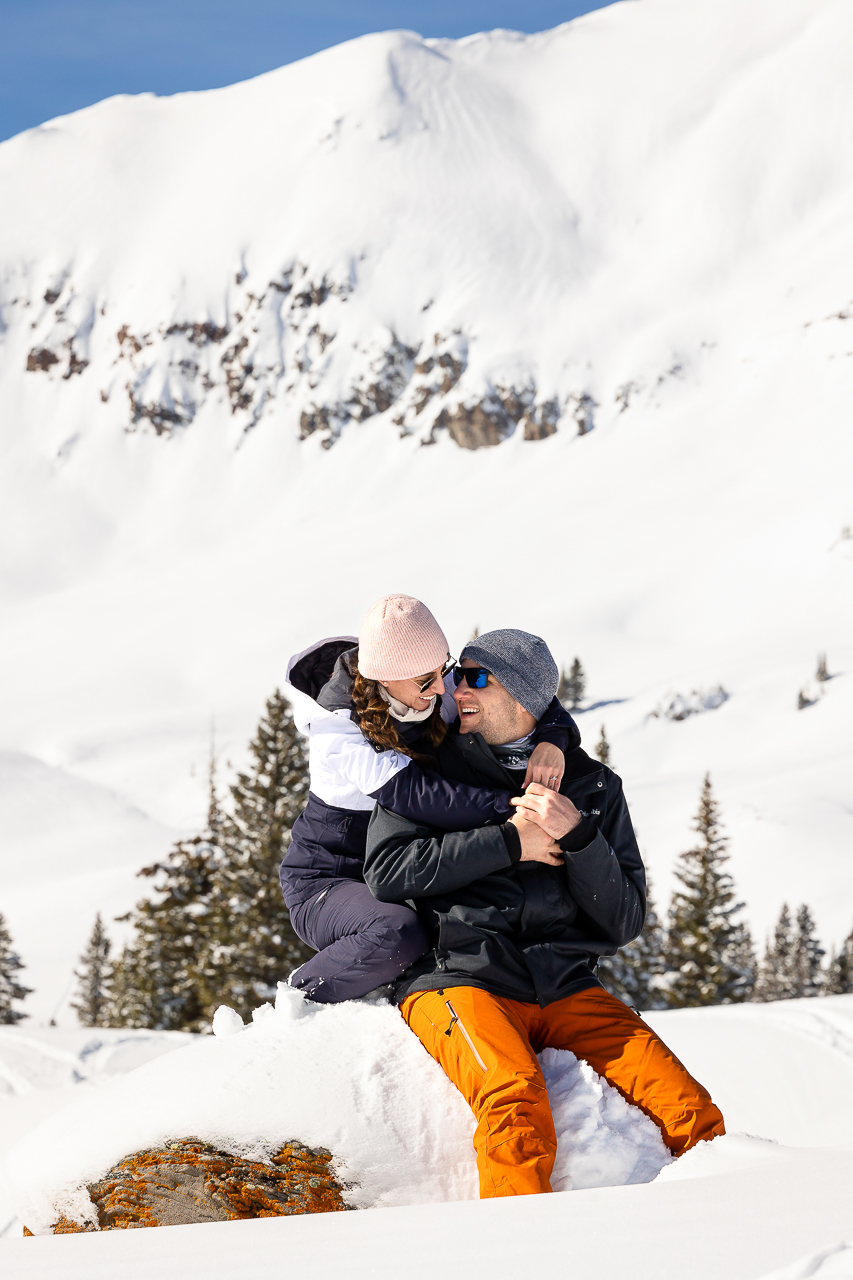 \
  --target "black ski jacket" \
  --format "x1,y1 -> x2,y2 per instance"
363,728 -> 646,1007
